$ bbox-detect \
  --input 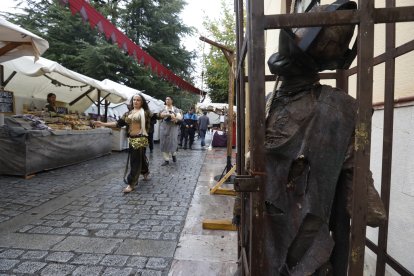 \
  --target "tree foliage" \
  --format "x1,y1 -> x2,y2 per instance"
202,0 -> 235,103
3,0 -> 199,110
